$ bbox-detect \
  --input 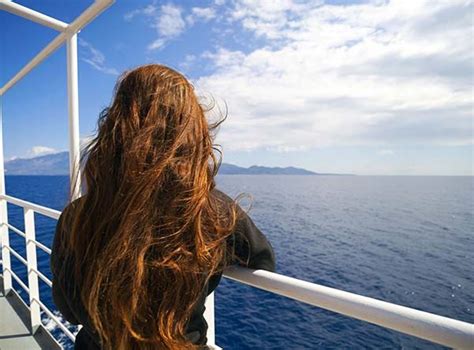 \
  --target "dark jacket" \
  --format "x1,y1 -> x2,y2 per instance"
50,189 -> 276,349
